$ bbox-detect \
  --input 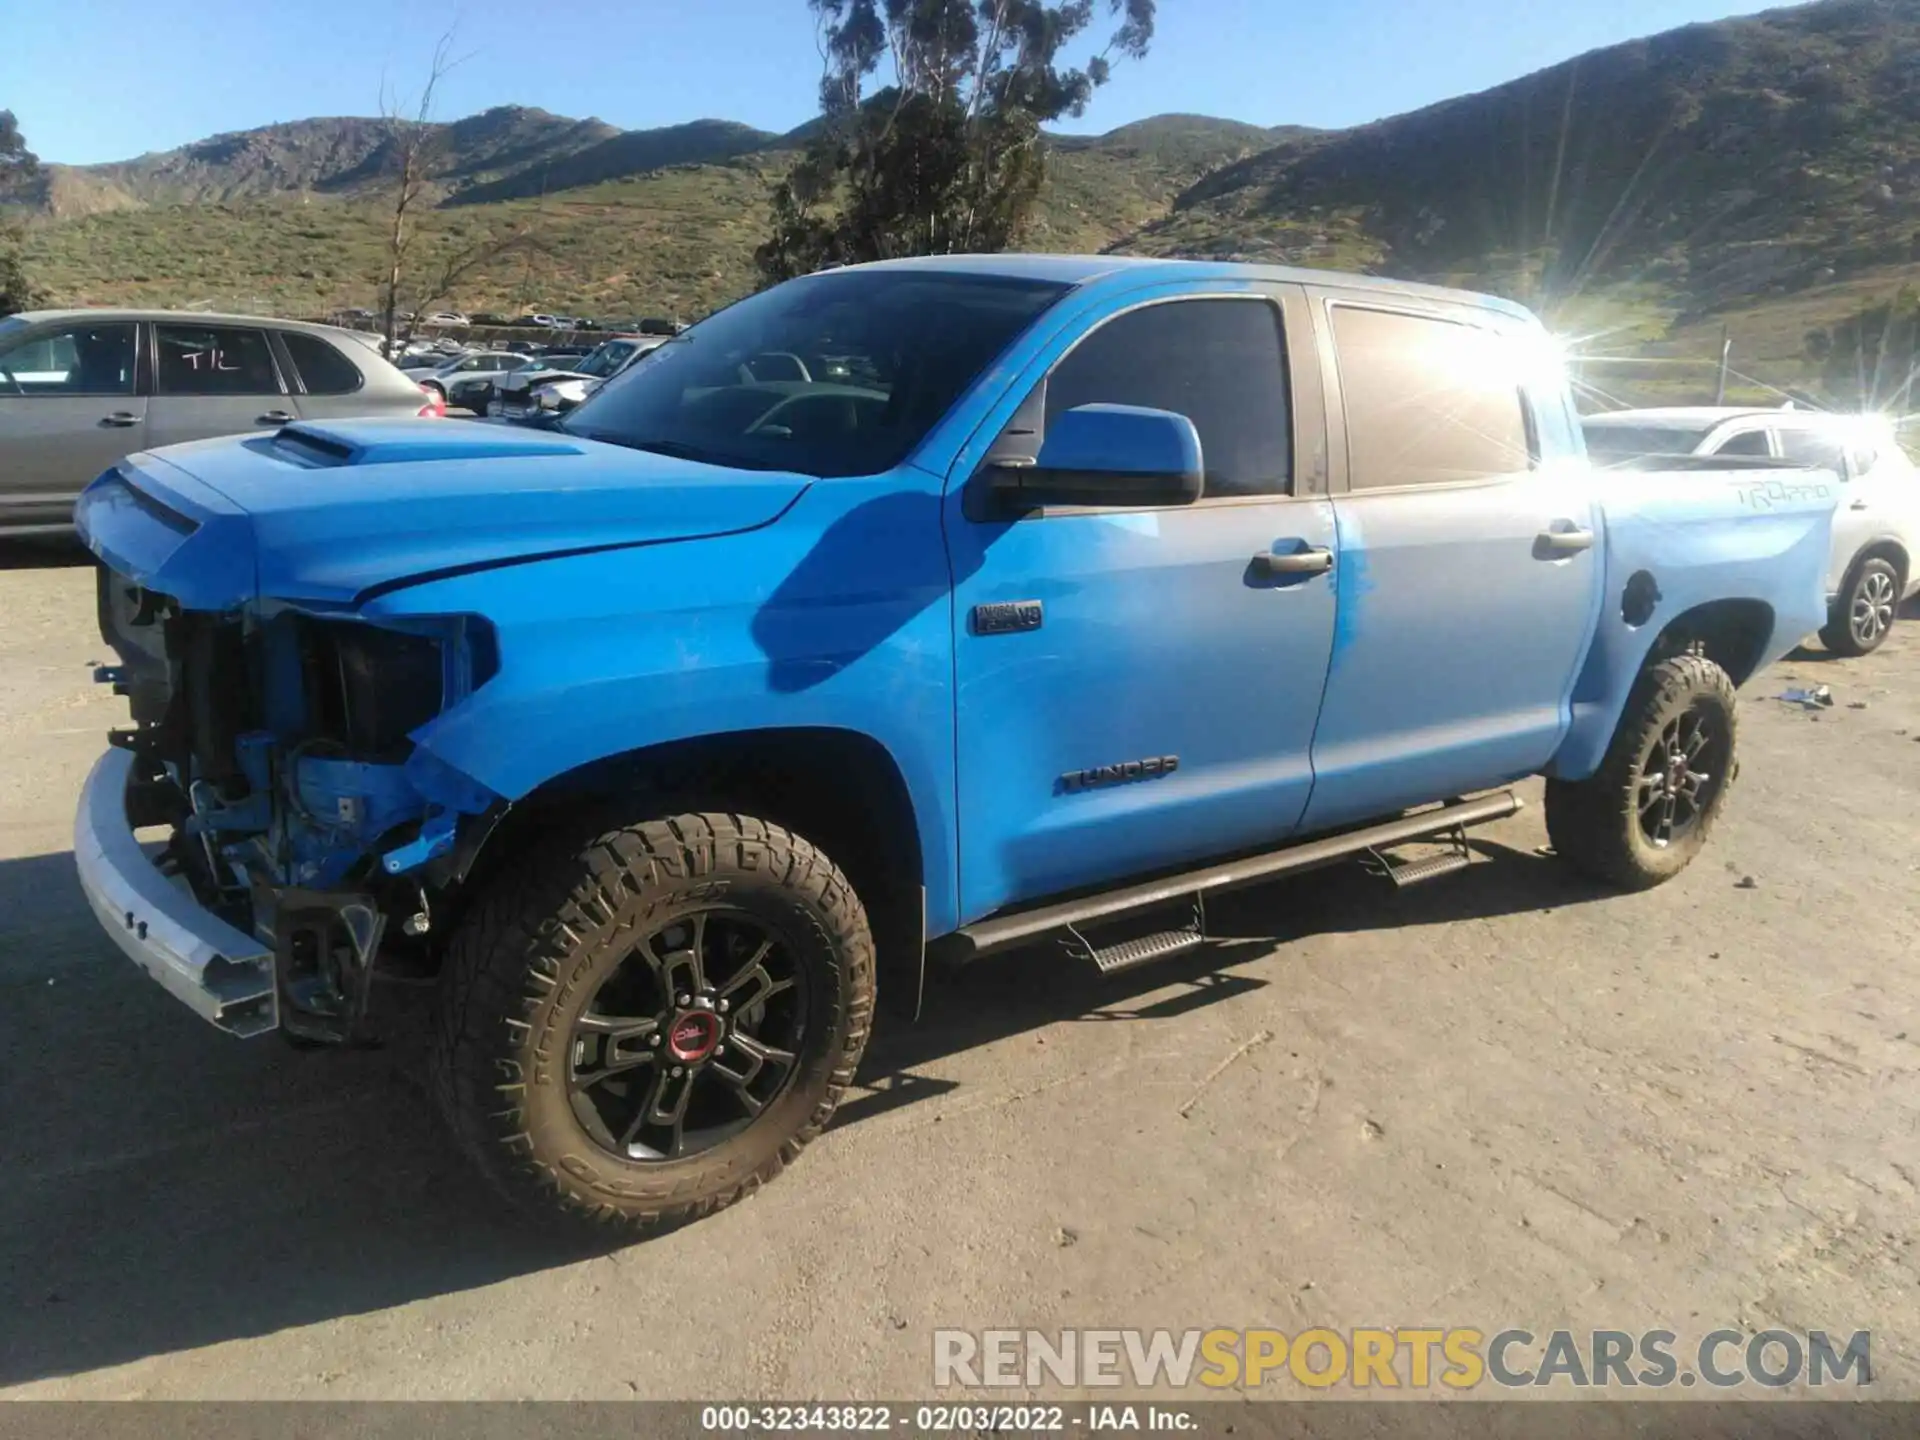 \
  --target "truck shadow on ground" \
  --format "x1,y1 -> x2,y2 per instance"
0,536 -> 92,571
846,838 -> 1608,1111
0,836 -> 1603,1388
